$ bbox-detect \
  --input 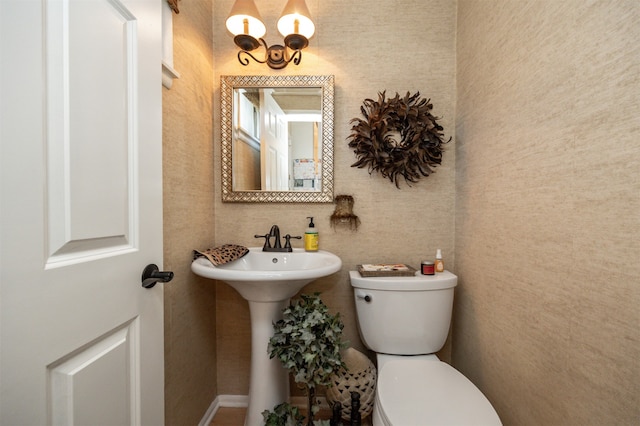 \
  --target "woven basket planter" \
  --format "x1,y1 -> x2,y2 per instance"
326,348 -> 376,420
